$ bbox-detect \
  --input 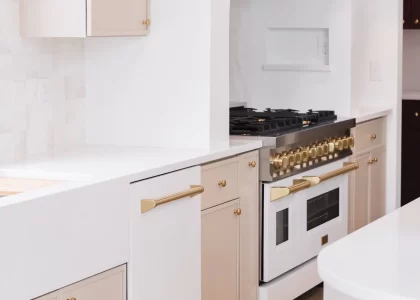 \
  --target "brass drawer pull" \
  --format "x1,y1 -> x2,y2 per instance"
141,185 -> 204,213
218,180 -> 227,187
271,179 -> 311,202
303,162 -> 359,186
234,208 -> 242,216
248,161 -> 257,168
370,134 -> 377,140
